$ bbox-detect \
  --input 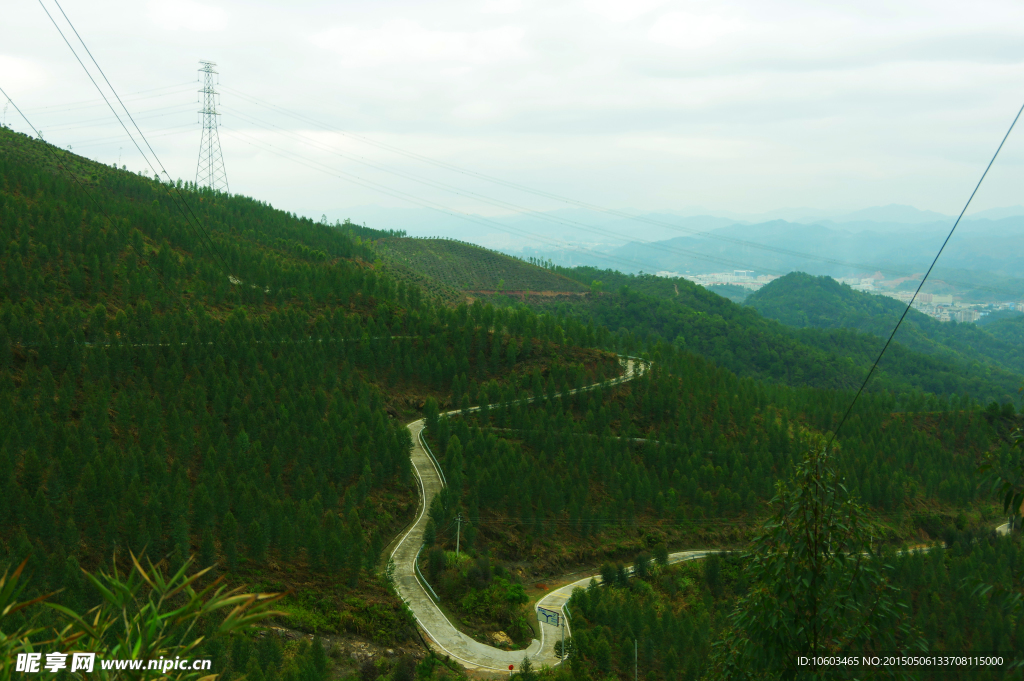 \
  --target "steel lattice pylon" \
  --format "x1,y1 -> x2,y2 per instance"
195,60 -> 229,193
